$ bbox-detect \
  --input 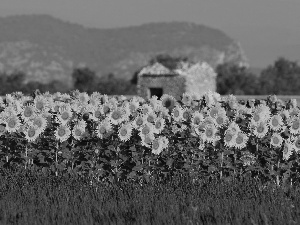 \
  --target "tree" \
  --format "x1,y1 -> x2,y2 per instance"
216,63 -> 260,95
72,67 -> 98,93
259,57 -> 300,95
